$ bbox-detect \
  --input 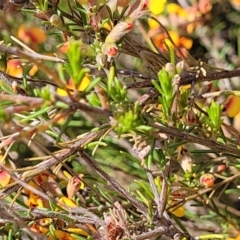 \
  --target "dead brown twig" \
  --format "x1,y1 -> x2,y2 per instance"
0,130 -> 103,199
79,151 -> 188,239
